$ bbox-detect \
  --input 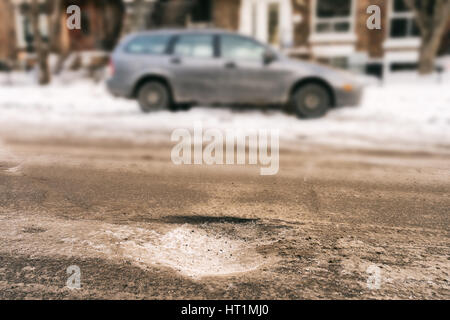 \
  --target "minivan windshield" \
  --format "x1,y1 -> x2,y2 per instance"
221,35 -> 266,61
